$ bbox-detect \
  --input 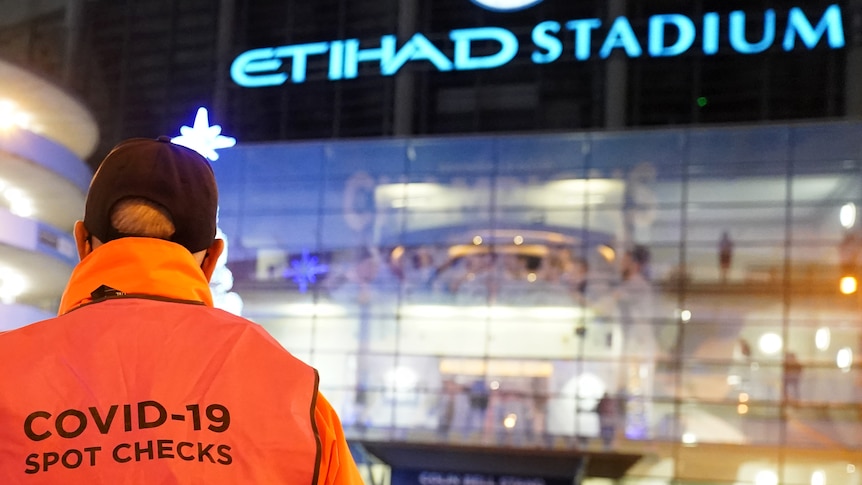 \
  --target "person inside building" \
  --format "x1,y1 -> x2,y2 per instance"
0,137 -> 363,484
